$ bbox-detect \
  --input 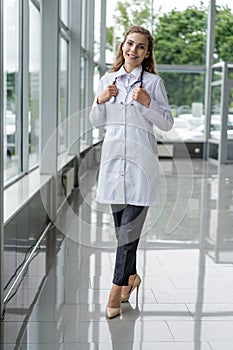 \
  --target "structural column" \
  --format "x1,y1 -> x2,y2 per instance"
0,0 -> 4,320
204,0 -> 216,159
68,0 -> 82,156
86,0 -> 95,147
98,0 -> 107,140
21,0 -> 29,172
40,0 -> 59,221
99,0 -> 107,77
